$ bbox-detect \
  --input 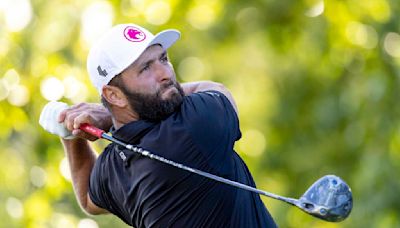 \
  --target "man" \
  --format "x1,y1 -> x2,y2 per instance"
39,24 -> 276,227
